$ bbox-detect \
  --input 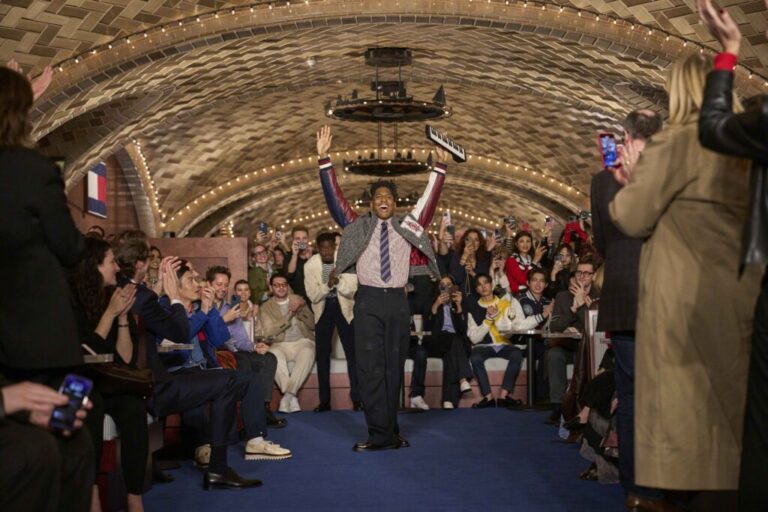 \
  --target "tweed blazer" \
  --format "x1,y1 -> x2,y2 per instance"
256,294 -> 315,343
335,211 -> 440,281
